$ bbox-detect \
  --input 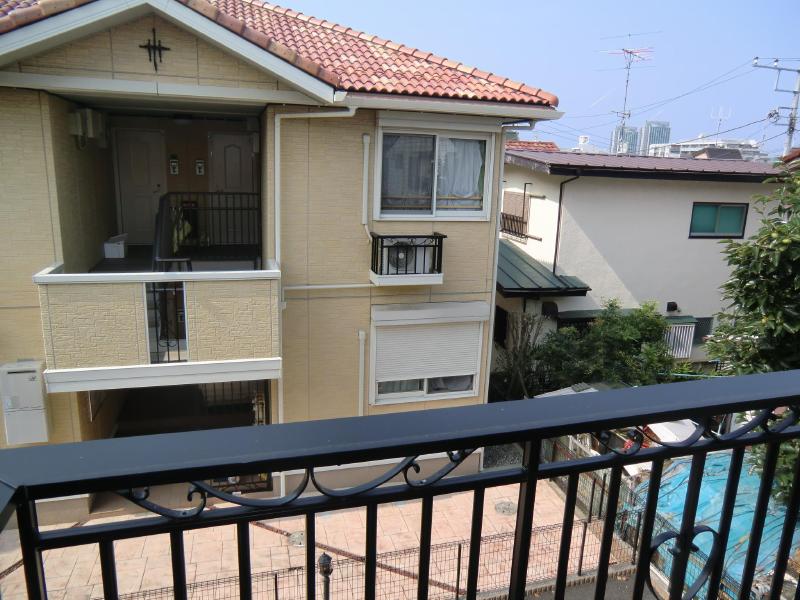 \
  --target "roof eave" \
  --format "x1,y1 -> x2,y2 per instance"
342,92 -> 564,120
547,166 -> 774,183
505,153 -> 775,183
496,283 -> 591,299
